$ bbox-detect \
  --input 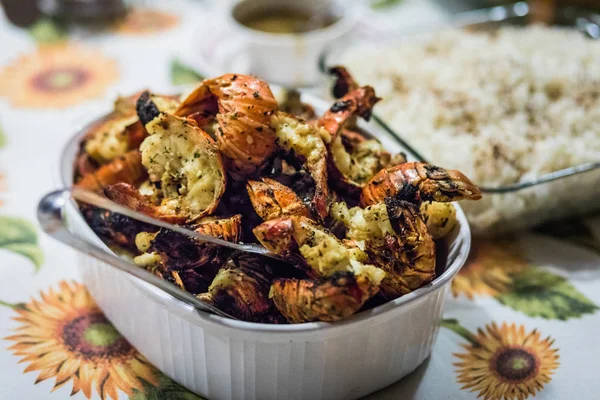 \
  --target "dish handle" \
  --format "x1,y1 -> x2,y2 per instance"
36,189 -> 237,320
